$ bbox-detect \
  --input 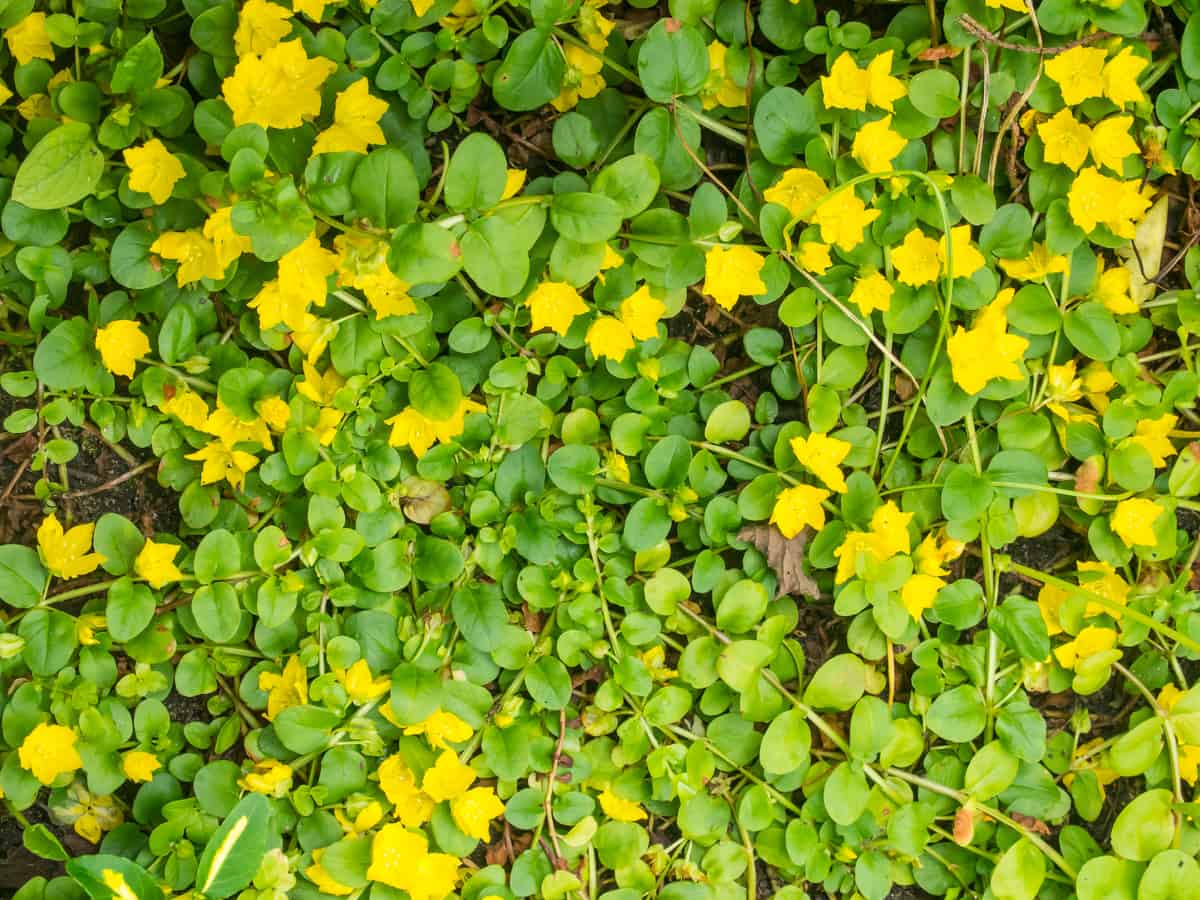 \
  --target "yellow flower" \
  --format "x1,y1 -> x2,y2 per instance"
870,501 -> 913,558
95,320 -> 150,379
222,40 -> 336,129
821,52 -> 870,110
769,484 -> 829,539
259,655 -> 308,720
764,168 -> 828,217
527,281 -> 588,335
378,756 -> 436,826
797,241 -> 832,274
368,825 -> 460,900
587,316 -> 636,361
76,613 -> 105,646
451,786 -> 505,840
239,760 -> 293,795
54,782 -> 123,844
422,750 -> 476,802
313,79 -> 389,156
1038,583 -> 1067,636
386,397 -> 484,457
294,0 -> 328,19
700,41 -> 744,110
790,432 -> 851,493
1090,115 -> 1139,173
123,140 -> 186,205
892,229 -> 941,286
404,710 -> 474,749
1037,109 -> 1091,172
203,401 -> 273,451
279,233 -> 339,306
901,573 -> 944,622
703,245 -> 766,310
866,51 -> 905,111
599,788 -> 647,822
203,206 -> 254,271
1102,47 -> 1147,107
1159,683 -> 1184,713
947,290 -> 1028,395
986,0 -> 1027,11
641,644 -> 677,682
999,243 -> 1069,281
17,93 -> 53,120
619,285 -> 665,341
1110,498 -> 1164,548
335,659 -> 390,703
852,115 -> 906,173
501,168 -> 527,200
37,514 -> 105,580
305,848 -> 353,896
1125,413 -> 1177,467
134,539 -> 183,589
1093,263 -> 1136,314
1067,167 -> 1150,237
1179,745 -> 1200,785
186,441 -> 259,489
0,82 -> 11,106
551,44 -> 604,112
122,750 -> 161,783
1044,46 -> 1106,106
19,723 -> 83,785
151,231 -> 225,286
291,312 -> 337,362
912,531 -> 965,577
1066,564 -> 1125,625
848,270 -> 893,316
257,396 -> 291,432
336,801 -> 385,835
162,388 -> 210,431
1053,625 -> 1117,670
6,13 -> 55,66
235,0 -> 292,55
938,225 -> 985,280
578,0 -> 614,51
810,189 -> 880,252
